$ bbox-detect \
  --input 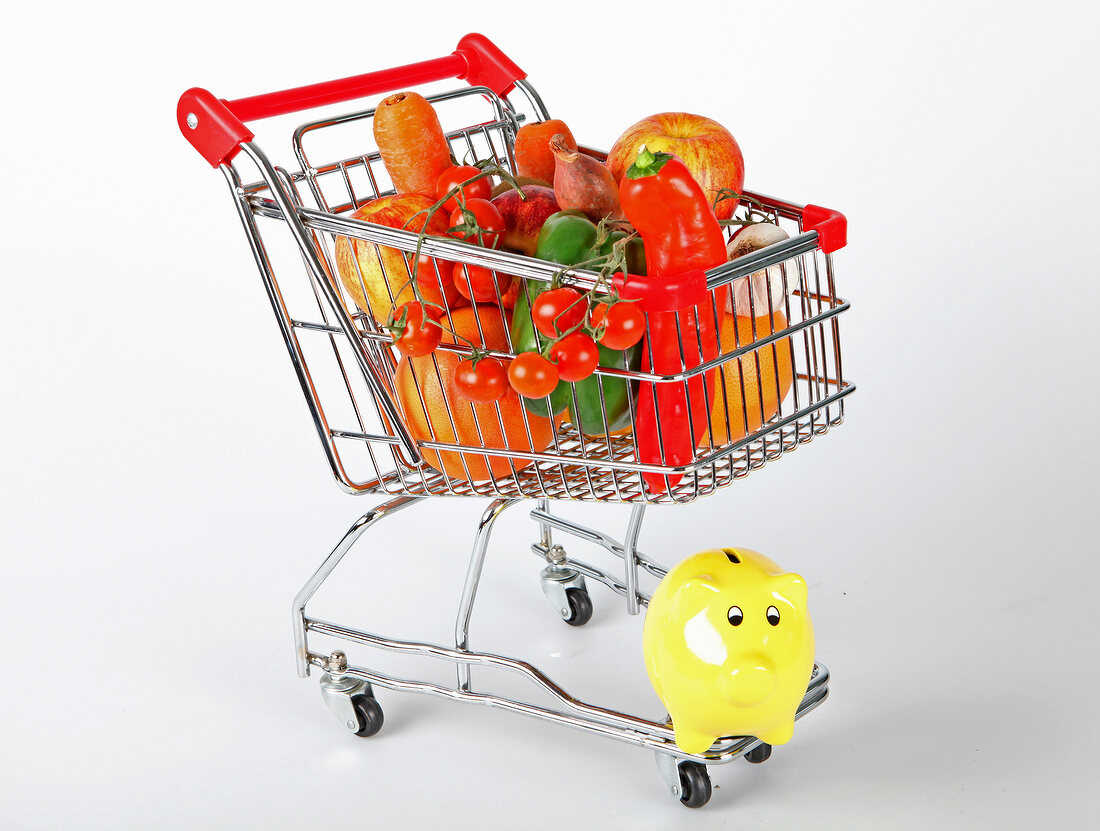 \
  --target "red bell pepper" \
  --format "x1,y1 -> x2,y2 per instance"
619,147 -> 728,495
